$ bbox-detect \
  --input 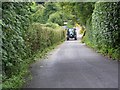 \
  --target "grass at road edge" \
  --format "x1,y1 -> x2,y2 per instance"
2,40 -> 65,90
81,37 -> 119,61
